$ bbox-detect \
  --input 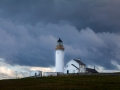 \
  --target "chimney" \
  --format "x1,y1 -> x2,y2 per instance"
77,58 -> 81,61
94,66 -> 95,69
